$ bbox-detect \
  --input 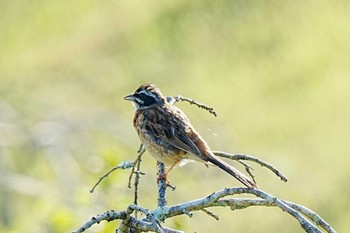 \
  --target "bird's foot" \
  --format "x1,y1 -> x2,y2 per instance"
157,174 -> 176,191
